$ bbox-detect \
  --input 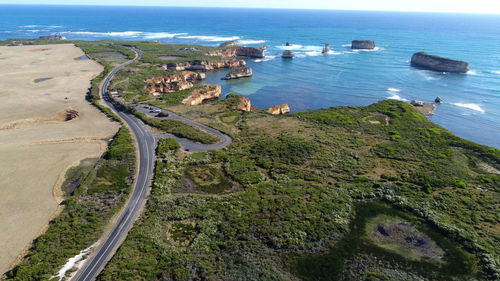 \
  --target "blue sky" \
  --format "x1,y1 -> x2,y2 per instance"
1,0 -> 499,14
